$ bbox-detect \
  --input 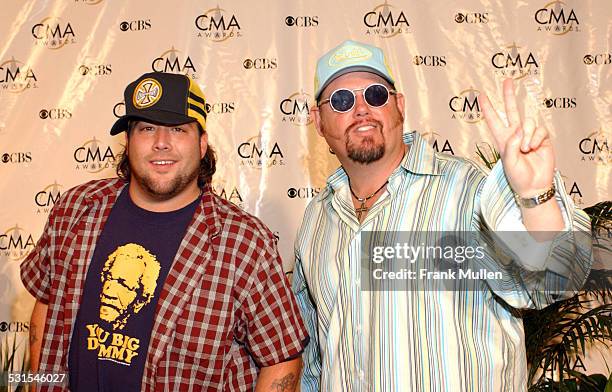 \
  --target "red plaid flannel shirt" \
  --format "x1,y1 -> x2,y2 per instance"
21,178 -> 308,391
